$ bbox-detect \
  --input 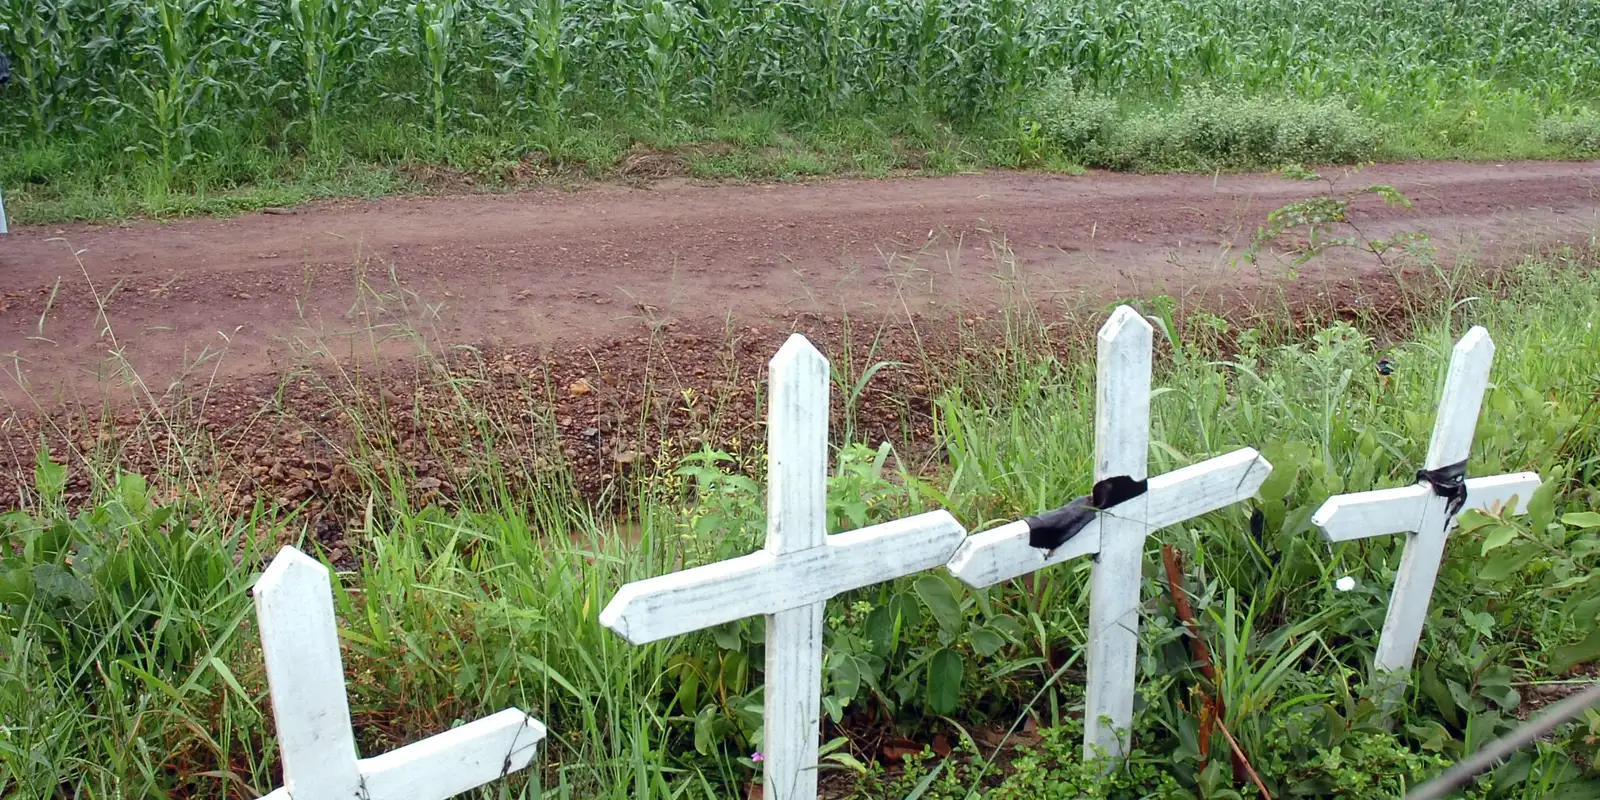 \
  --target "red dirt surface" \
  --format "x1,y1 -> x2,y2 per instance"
1,162 -> 1597,523
3,161 -> 1597,407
